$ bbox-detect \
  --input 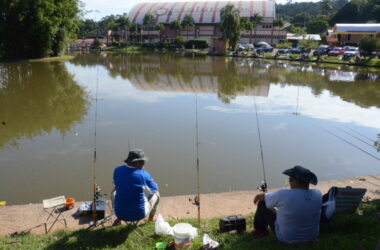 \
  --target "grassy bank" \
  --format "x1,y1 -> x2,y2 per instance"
0,200 -> 379,249
28,55 -> 75,62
